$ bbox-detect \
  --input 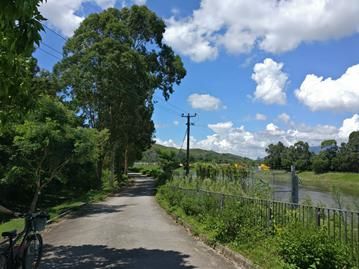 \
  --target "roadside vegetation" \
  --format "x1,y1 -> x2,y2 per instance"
264,133 -> 359,174
154,173 -> 357,269
0,2 -> 185,227
135,153 -> 359,268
